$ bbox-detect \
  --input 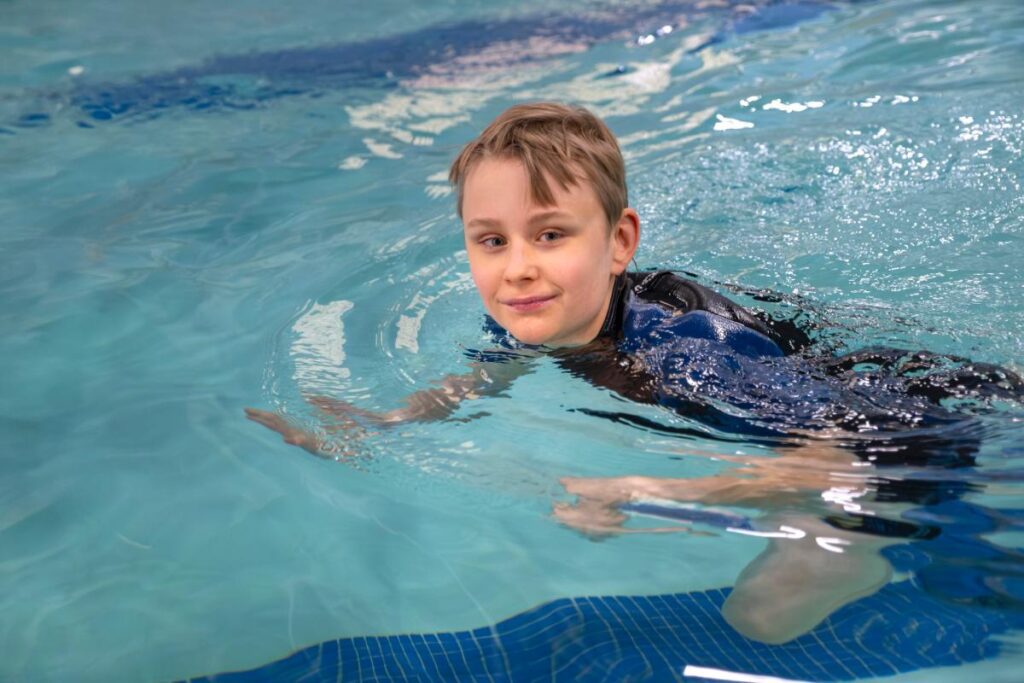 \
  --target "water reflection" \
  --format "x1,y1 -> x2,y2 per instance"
557,428 -> 1023,642
552,326 -> 1022,643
